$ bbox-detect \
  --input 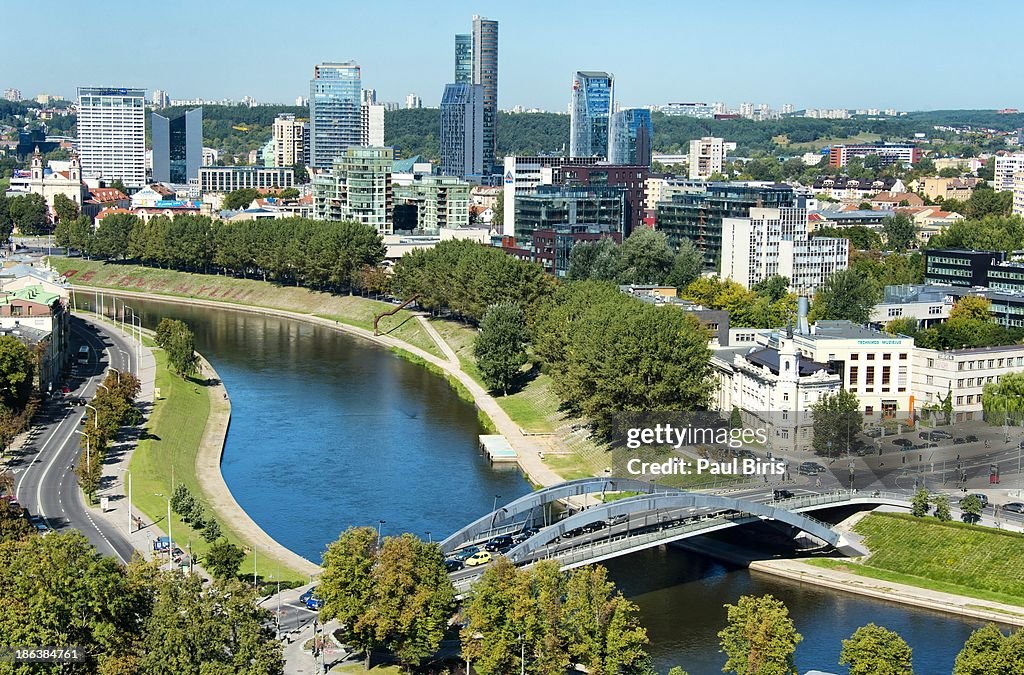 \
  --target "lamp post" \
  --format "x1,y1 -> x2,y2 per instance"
84,403 -> 98,428
425,531 -> 431,543
376,520 -> 386,548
